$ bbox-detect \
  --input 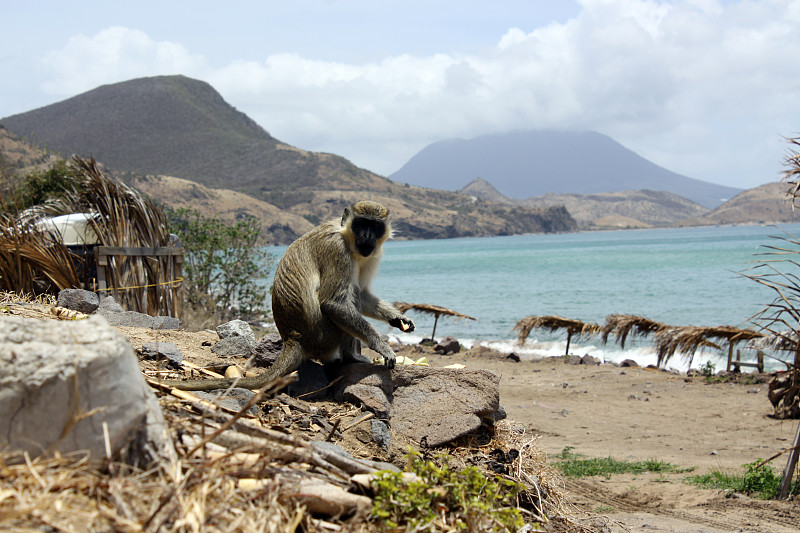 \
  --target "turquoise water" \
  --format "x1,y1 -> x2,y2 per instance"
268,224 -> 800,370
